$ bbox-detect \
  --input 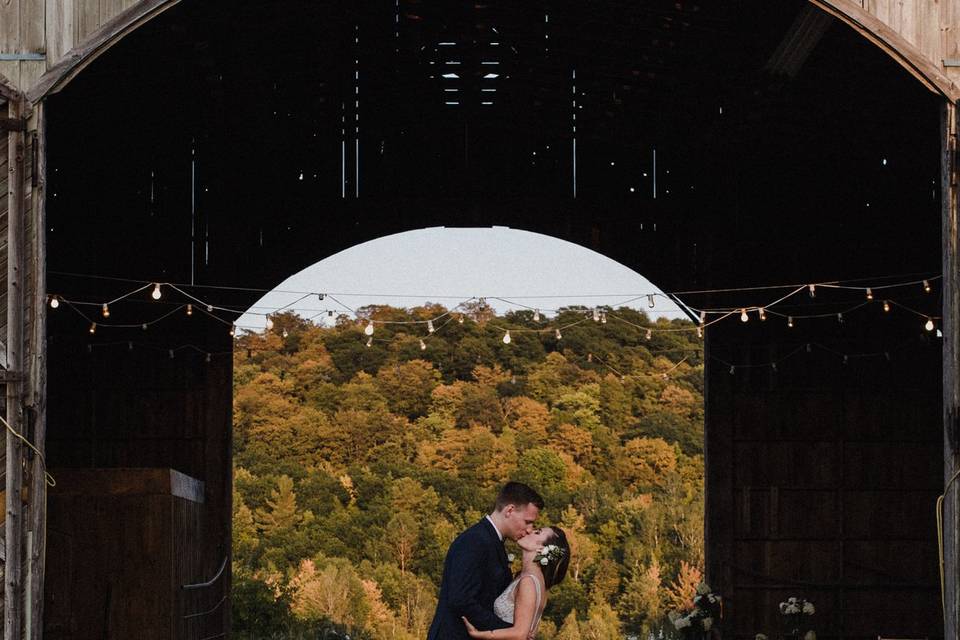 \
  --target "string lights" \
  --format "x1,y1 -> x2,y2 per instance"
46,272 -> 943,342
